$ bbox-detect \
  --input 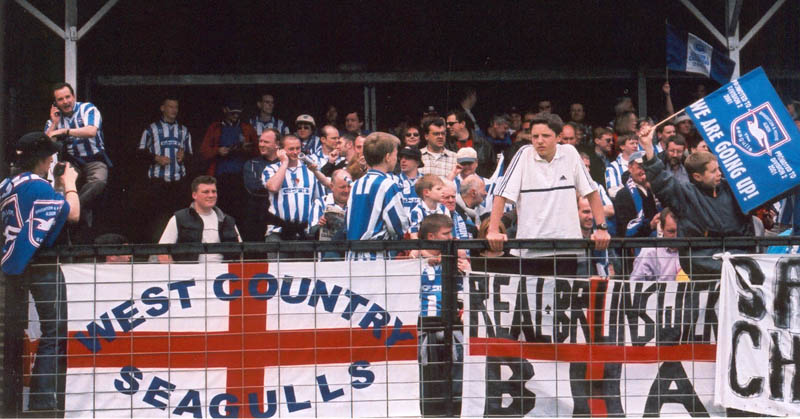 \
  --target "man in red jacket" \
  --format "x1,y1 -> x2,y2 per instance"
200,97 -> 258,228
